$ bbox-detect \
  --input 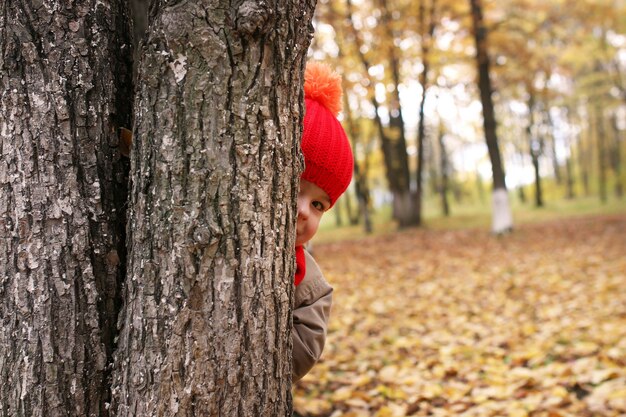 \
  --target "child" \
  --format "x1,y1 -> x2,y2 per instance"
292,62 -> 354,382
